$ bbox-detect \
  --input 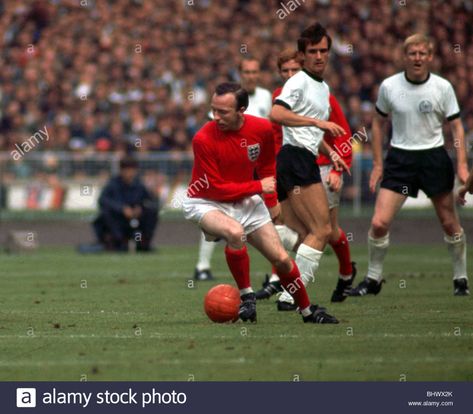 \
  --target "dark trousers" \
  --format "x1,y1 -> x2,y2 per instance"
93,206 -> 158,251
